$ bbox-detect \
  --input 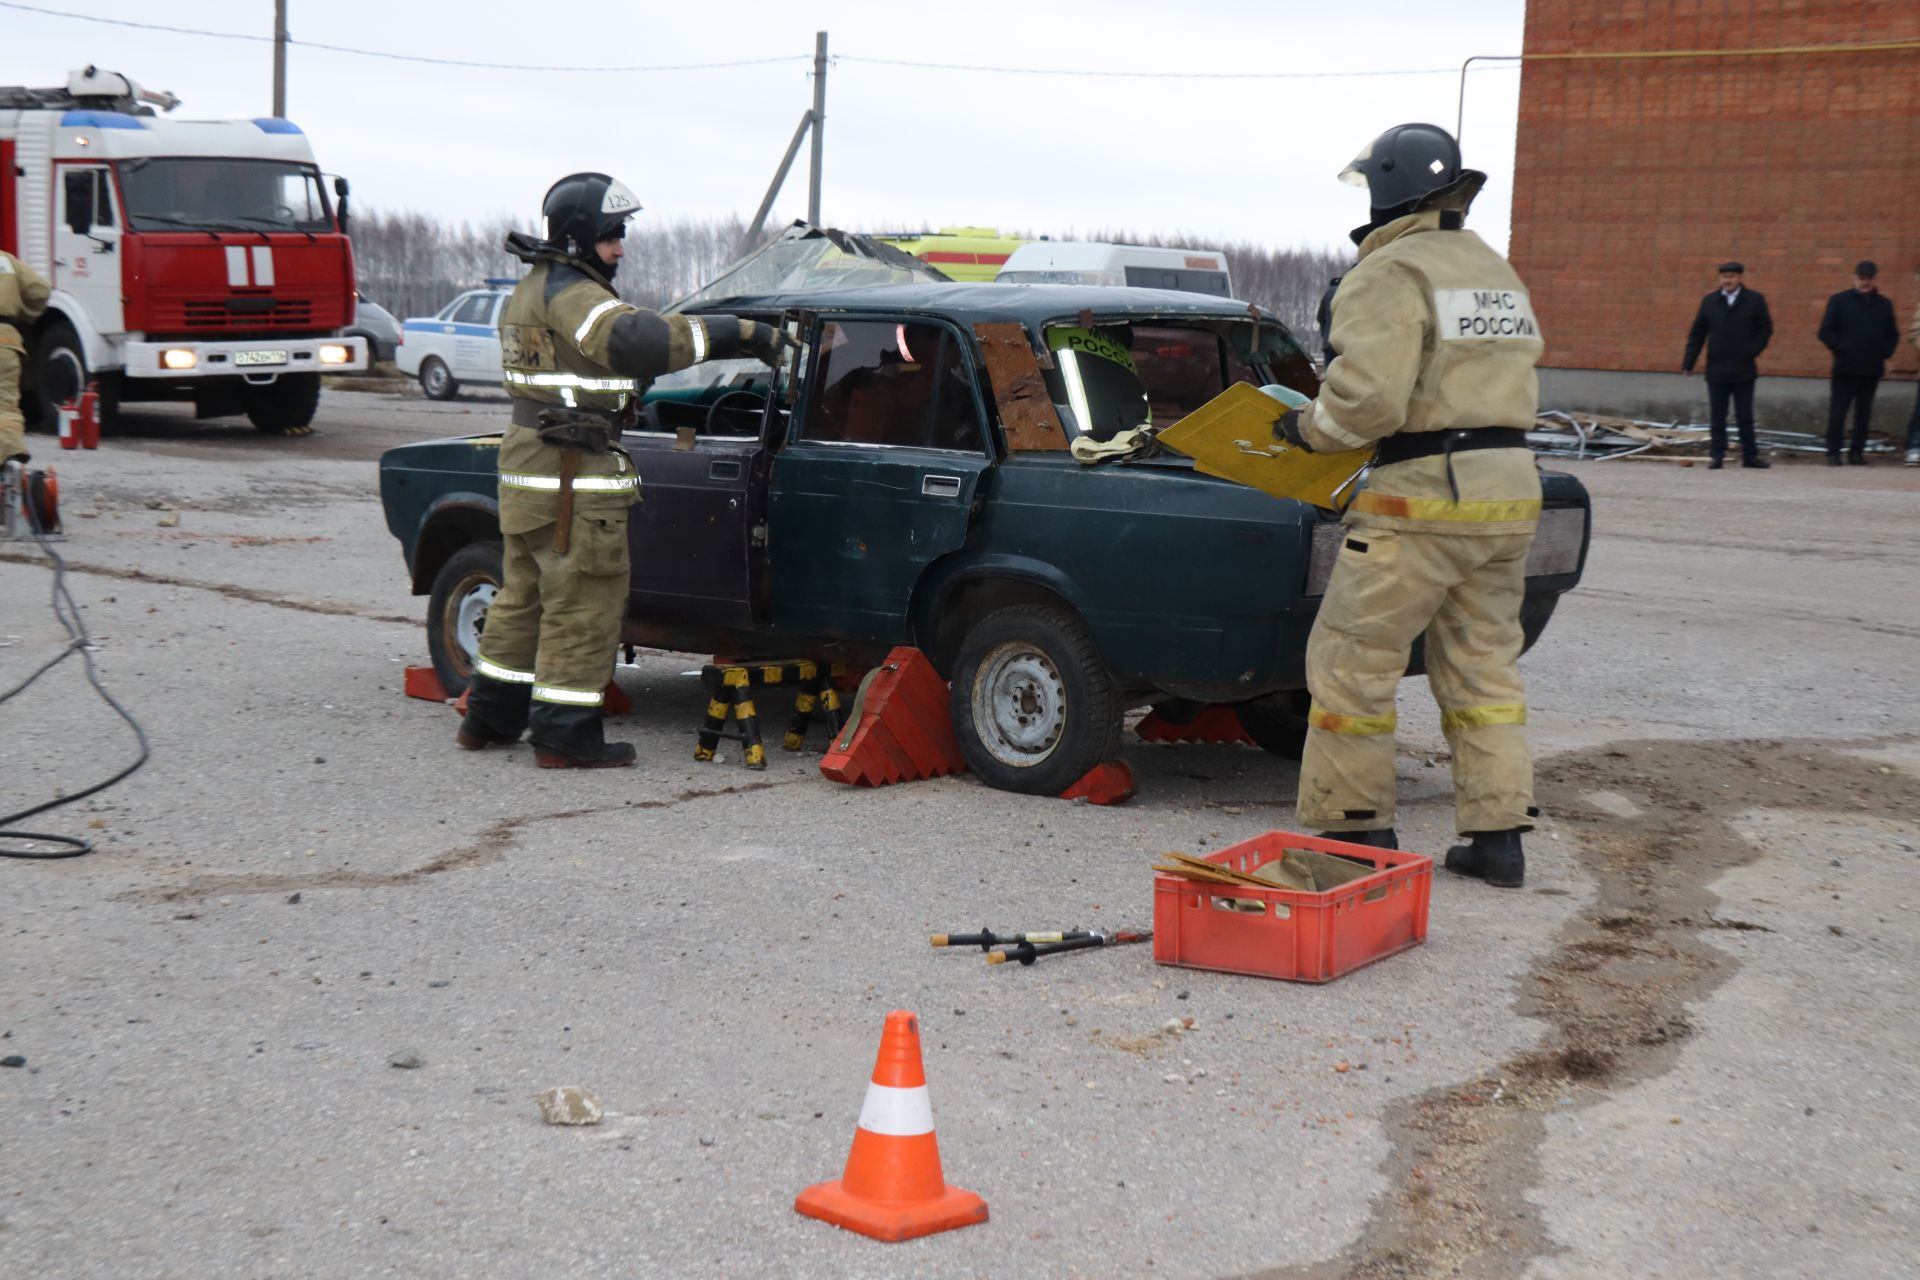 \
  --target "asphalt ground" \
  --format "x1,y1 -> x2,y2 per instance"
2,385 -> 1916,1279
